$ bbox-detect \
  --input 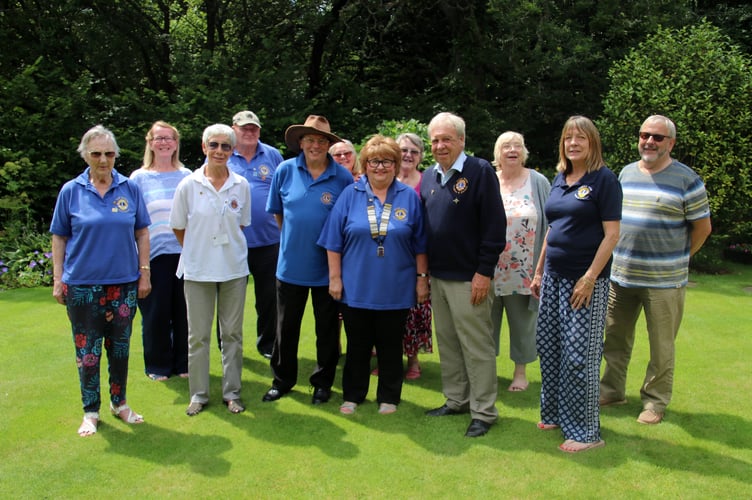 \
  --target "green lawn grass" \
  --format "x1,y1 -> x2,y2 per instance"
1,264 -> 751,498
